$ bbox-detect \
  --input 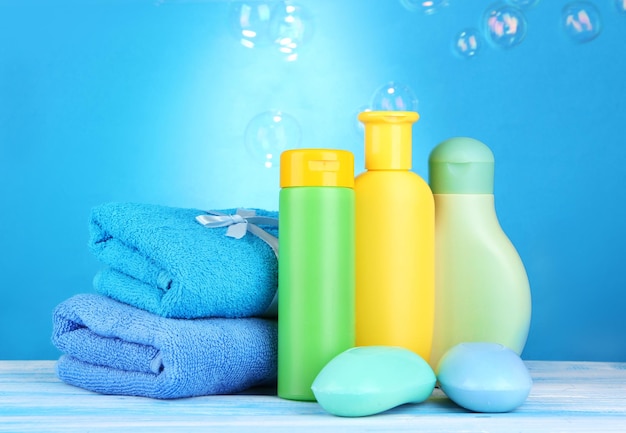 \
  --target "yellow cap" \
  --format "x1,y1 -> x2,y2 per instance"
358,111 -> 419,170
280,149 -> 354,188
